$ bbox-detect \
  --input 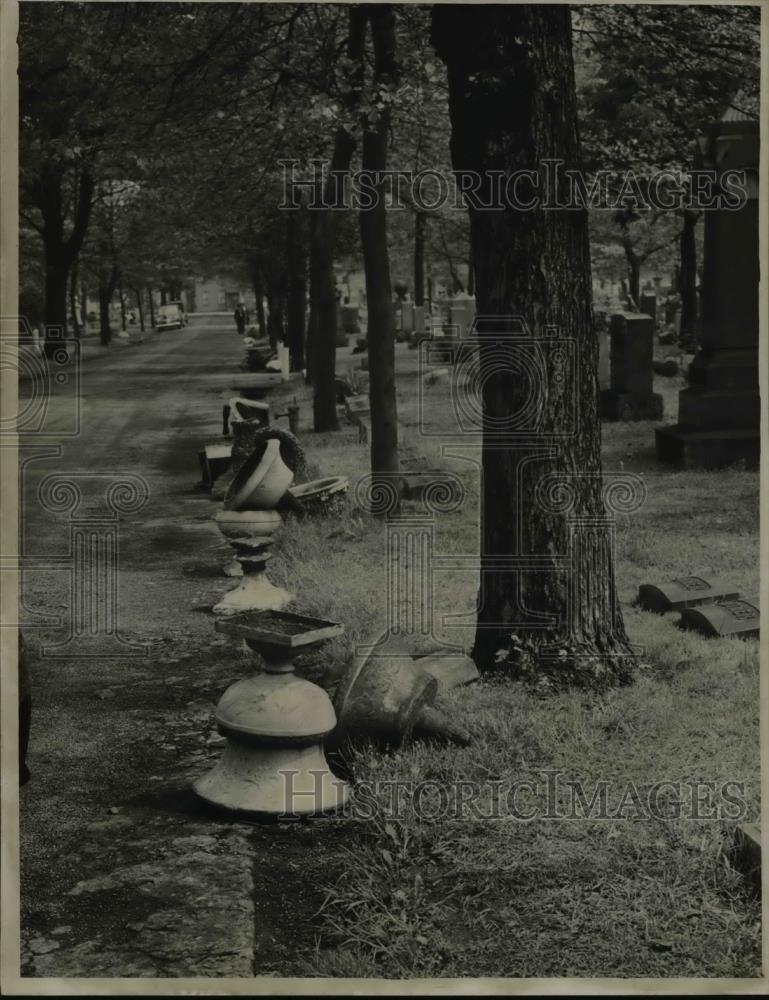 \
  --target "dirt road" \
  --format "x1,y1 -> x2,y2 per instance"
18,317 -> 341,978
